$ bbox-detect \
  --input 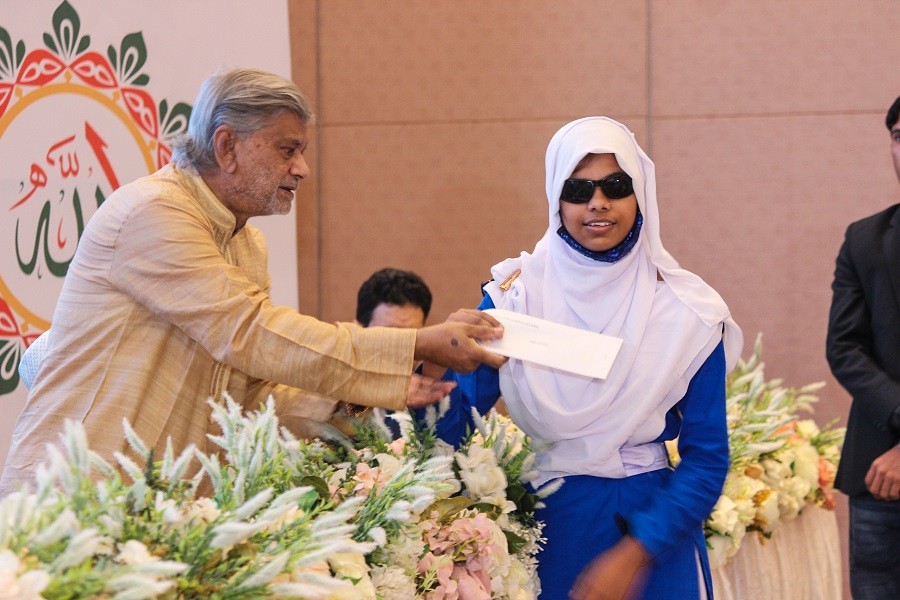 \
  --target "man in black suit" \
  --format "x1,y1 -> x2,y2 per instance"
827,95 -> 900,599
